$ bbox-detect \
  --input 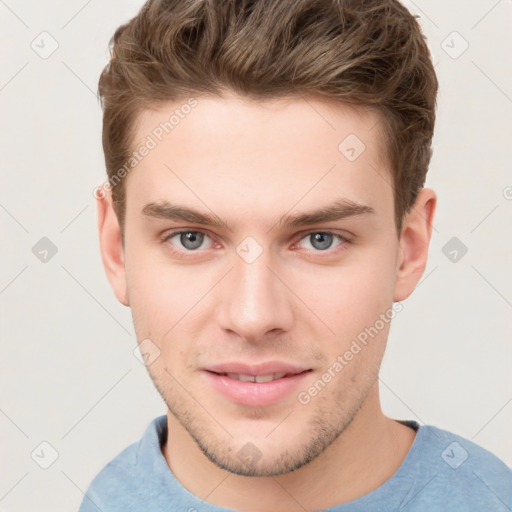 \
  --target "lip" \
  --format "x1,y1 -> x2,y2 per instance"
205,361 -> 309,376
202,361 -> 312,407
